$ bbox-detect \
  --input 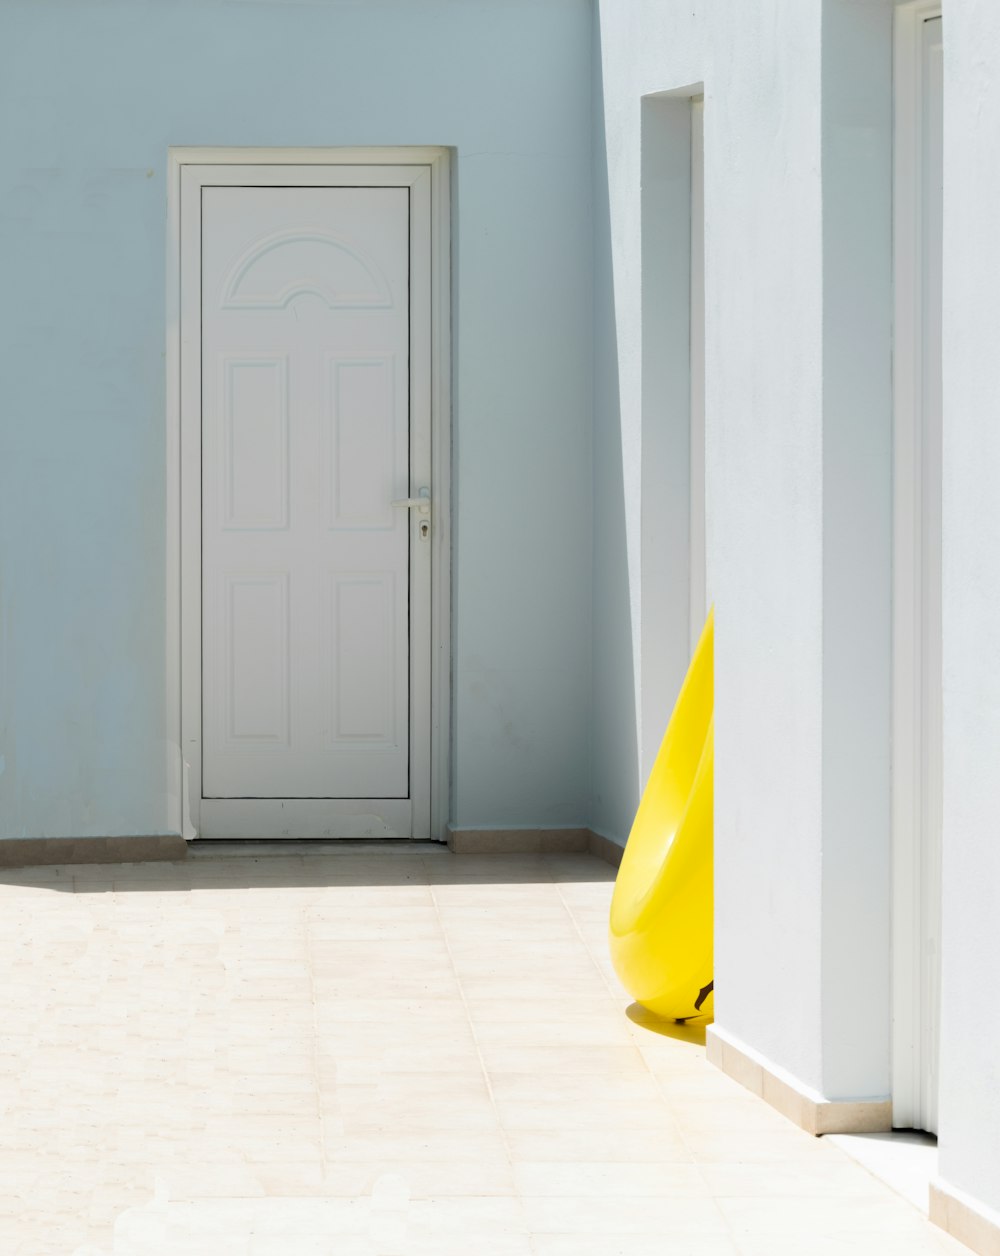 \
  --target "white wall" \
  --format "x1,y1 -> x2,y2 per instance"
938,0 -> 1000,1217
0,0 -> 594,839
590,0 -> 702,848
594,0 -> 895,1101
819,0 -> 894,1103
597,0 -> 1000,1224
